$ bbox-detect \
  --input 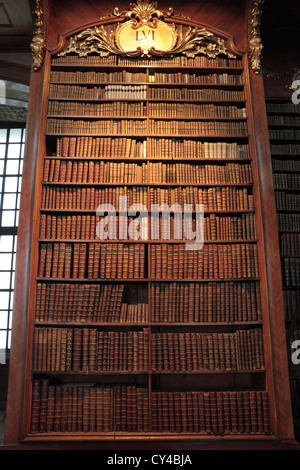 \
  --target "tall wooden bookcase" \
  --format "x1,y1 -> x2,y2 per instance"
266,95 -> 300,438
3,0 -> 298,450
